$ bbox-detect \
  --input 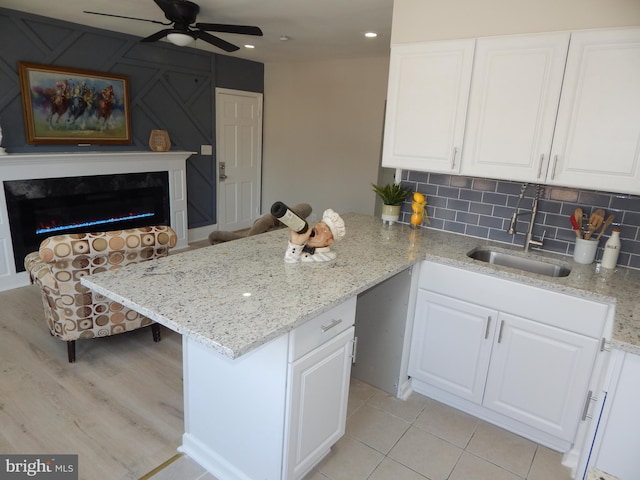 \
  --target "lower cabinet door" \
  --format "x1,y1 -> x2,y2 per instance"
483,312 -> 599,442
408,290 -> 497,404
284,326 -> 355,479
